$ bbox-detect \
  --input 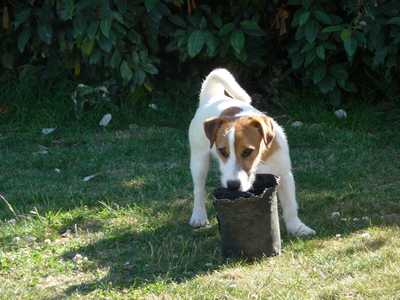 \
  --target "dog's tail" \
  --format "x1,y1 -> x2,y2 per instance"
199,68 -> 251,106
